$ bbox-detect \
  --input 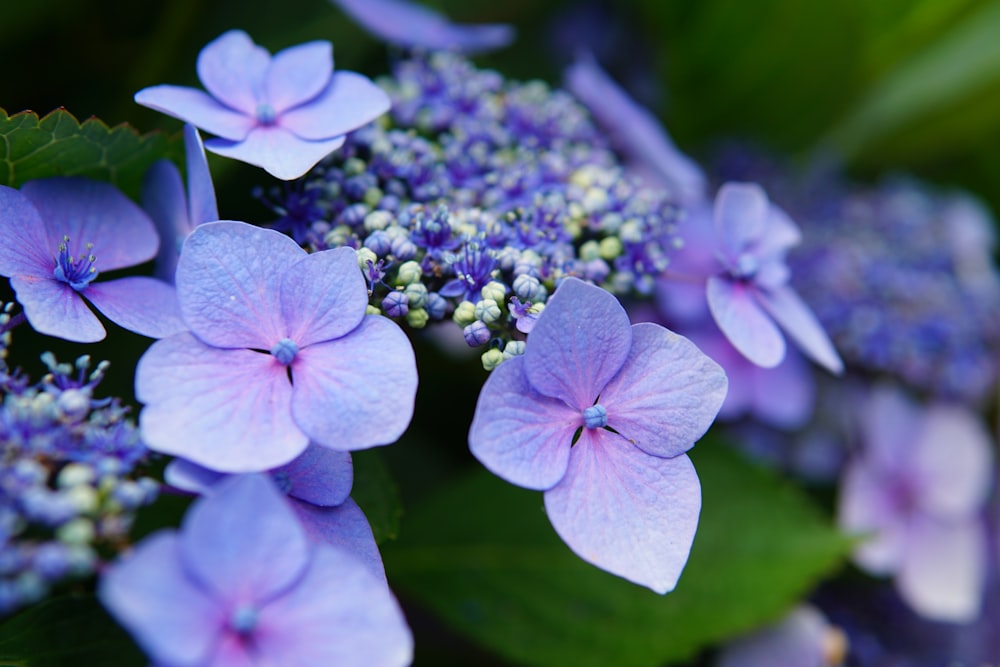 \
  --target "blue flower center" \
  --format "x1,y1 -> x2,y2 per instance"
255,103 -> 277,126
731,253 -> 759,280
583,403 -> 608,429
229,604 -> 258,635
270,338 -> 299,365
53,237 -> 99,291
